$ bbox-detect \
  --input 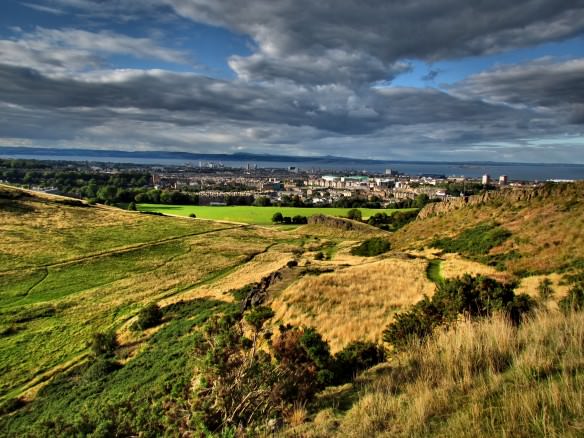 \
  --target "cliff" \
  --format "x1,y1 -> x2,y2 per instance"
417,182 -> 584,219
